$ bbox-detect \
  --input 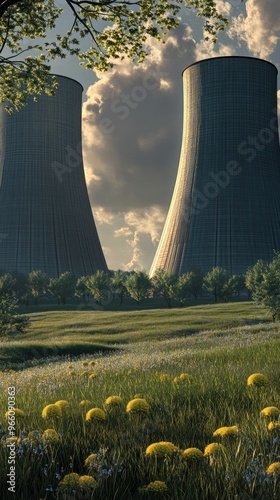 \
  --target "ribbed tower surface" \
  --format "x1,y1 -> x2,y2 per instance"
0,76 -> 107,277
150,56 -> 280,276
